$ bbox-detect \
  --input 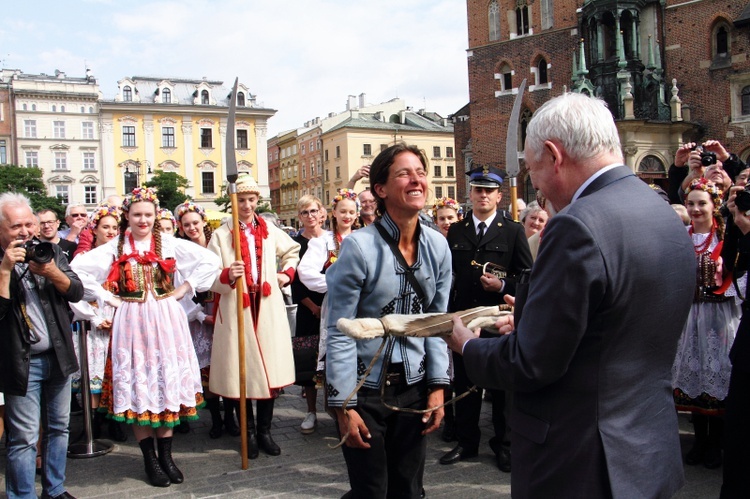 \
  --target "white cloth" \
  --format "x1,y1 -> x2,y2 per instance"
298,232 -> 334,294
